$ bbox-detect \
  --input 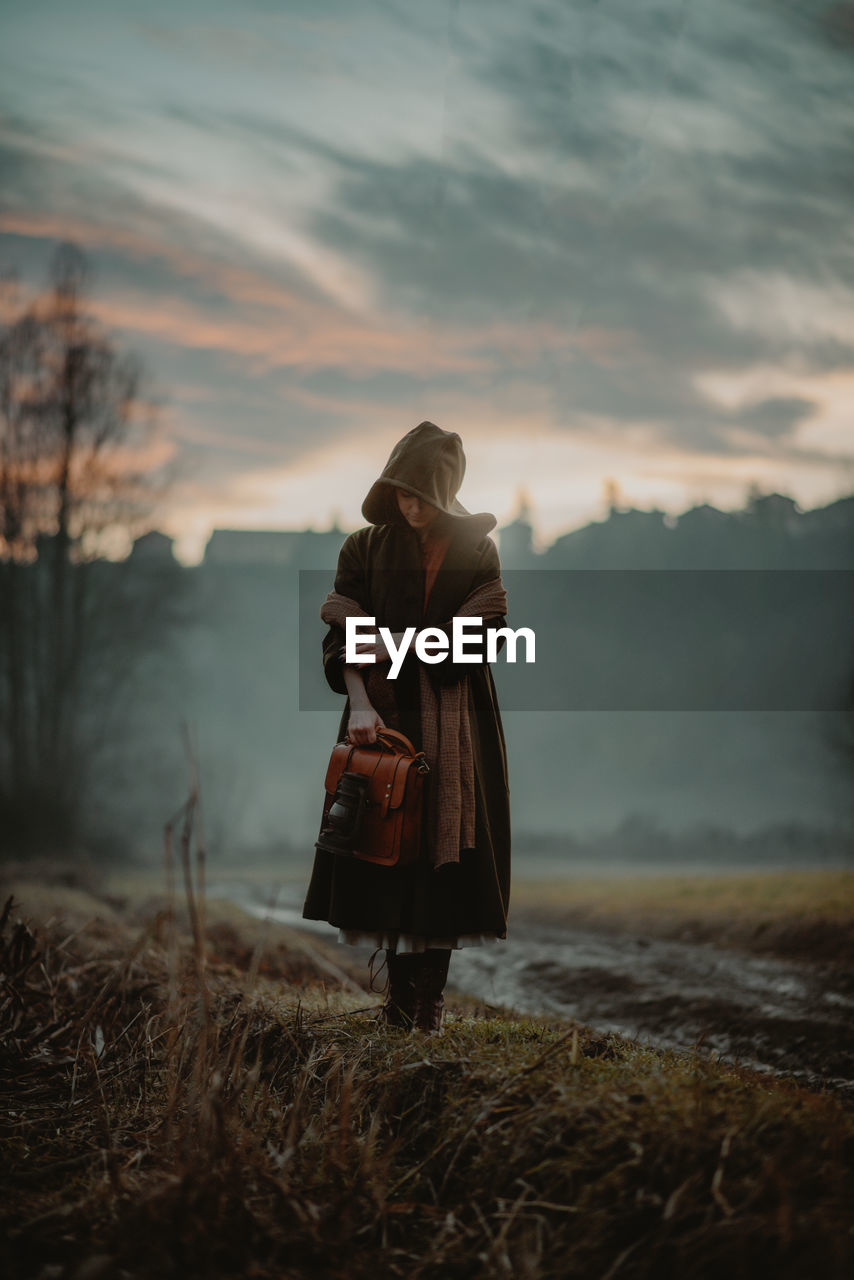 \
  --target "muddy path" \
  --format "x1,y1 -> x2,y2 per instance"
211,883 -> 854,1097
450,919 -> 854,1095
